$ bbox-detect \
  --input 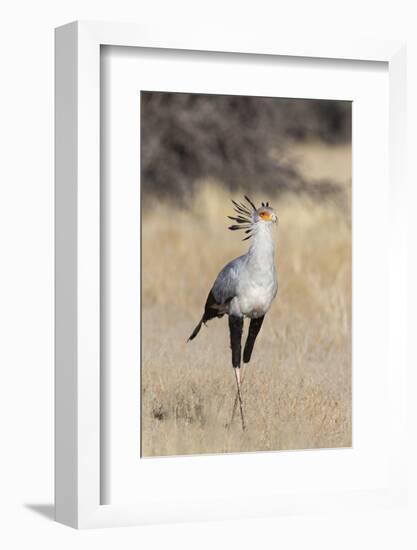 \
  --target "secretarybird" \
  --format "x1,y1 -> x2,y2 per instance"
188,196 -> 278,430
